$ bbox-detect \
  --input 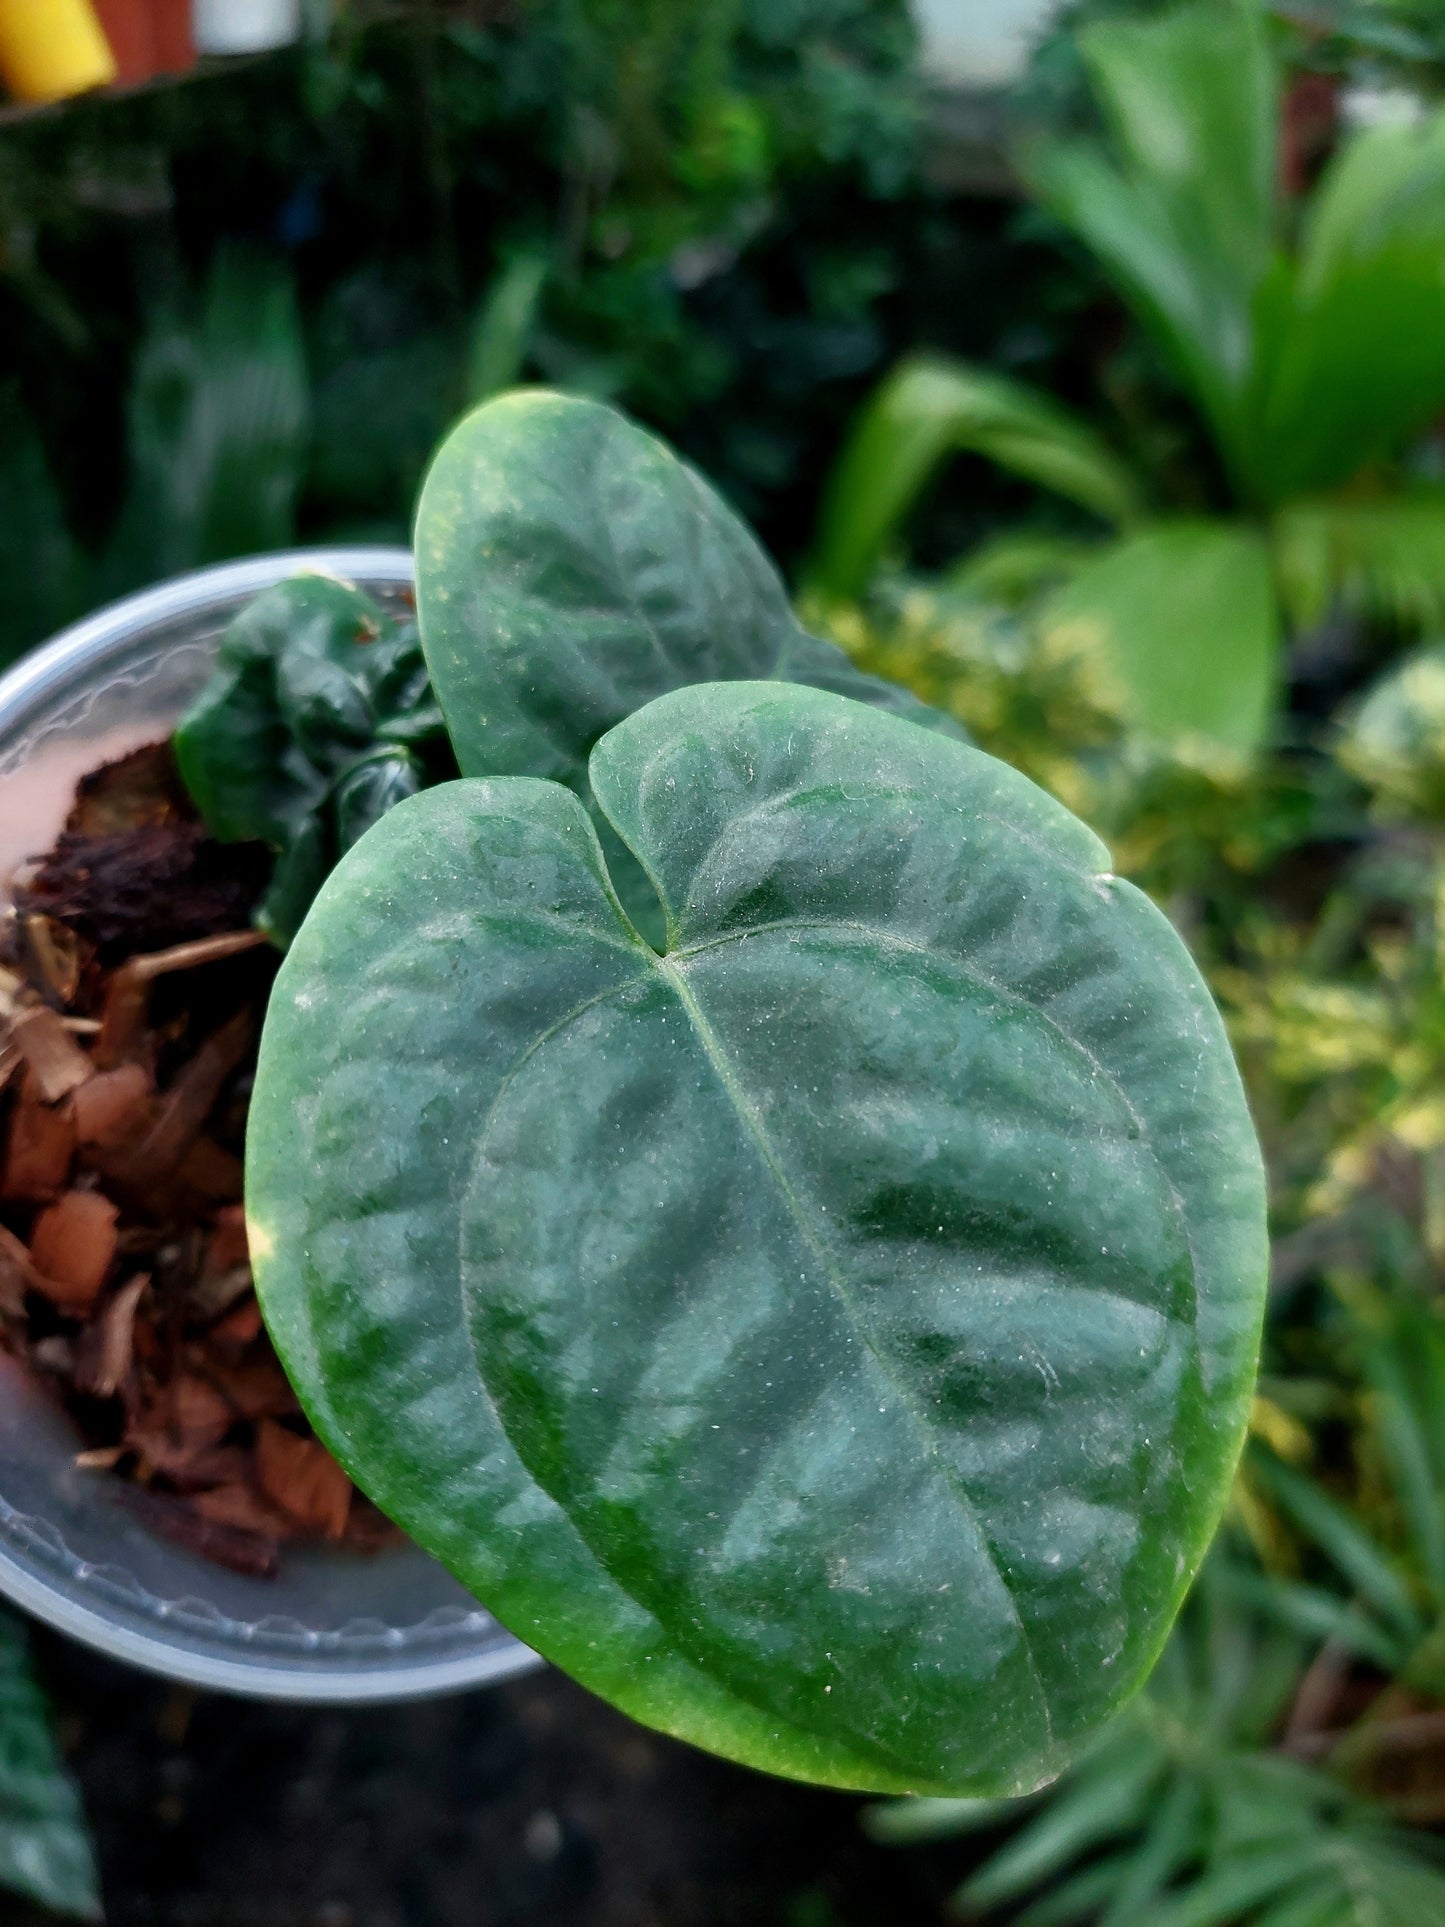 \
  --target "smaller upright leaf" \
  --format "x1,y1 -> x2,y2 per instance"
414,387 -> 965,794
0,1610 -> 100,1922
